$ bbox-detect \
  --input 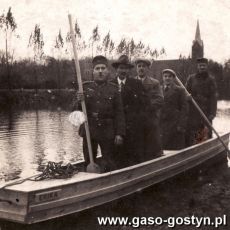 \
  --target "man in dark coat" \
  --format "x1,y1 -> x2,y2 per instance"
111,55 -> 147,167
74,55 -> 125,172
161,69 -> 188,150
134,58 -> 164,160
186,57 -> 217,145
